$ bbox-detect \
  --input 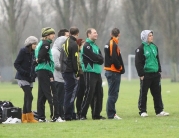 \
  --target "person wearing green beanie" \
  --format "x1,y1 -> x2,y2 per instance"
35,27 -> 65,122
